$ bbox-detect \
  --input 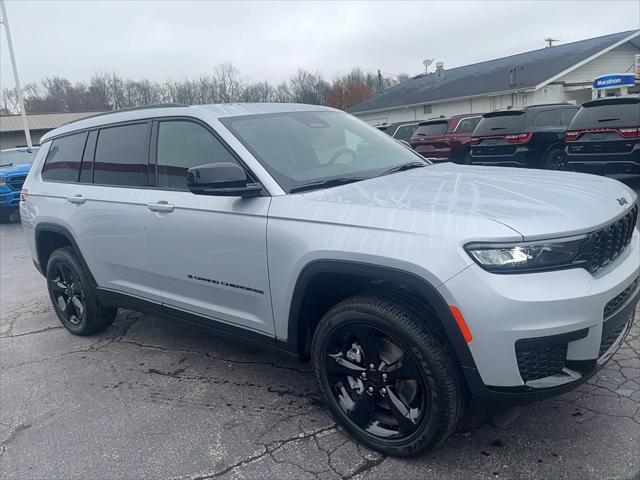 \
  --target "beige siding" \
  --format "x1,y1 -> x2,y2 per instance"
558,43 -> 639,84
0,130 -> 47,150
